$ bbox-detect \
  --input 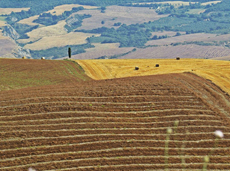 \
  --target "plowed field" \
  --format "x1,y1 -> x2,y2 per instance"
1,72 -> 230,170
